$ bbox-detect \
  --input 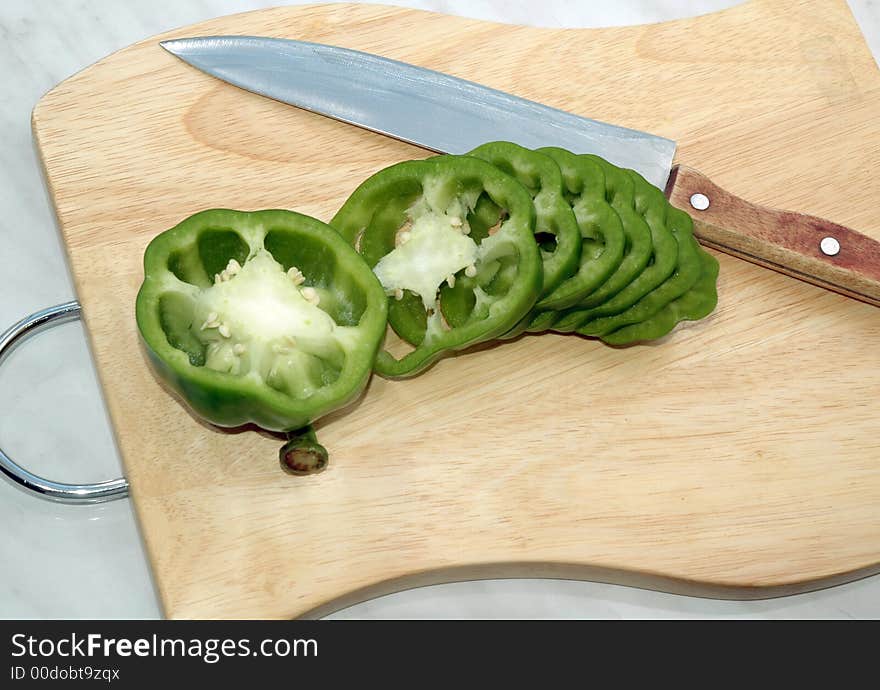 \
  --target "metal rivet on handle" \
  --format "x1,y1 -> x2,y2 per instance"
820,236 -> 841,256
690,193 -> 710,211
